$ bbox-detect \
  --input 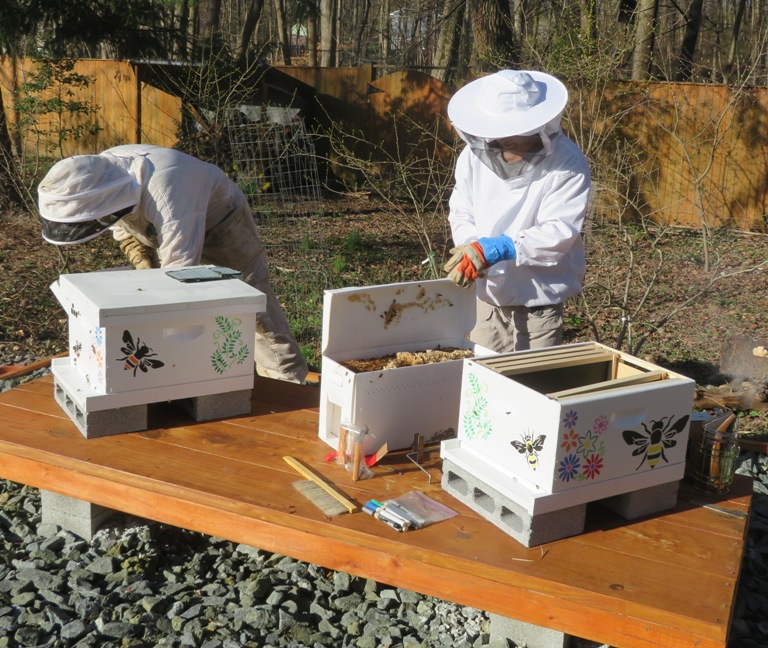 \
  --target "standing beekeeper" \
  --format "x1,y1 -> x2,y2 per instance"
37,144 -> 308,384
444,69 -> 591,352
